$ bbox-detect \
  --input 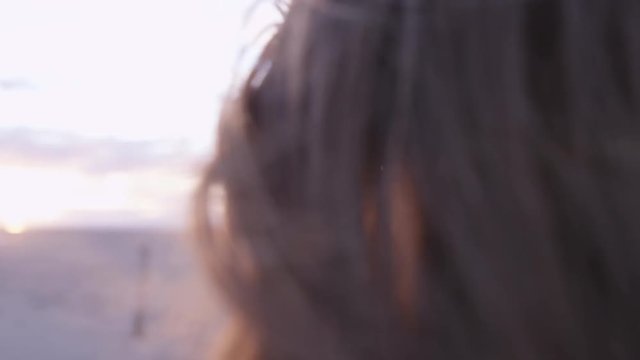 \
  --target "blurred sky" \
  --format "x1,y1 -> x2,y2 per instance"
0,0 -> 280,231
